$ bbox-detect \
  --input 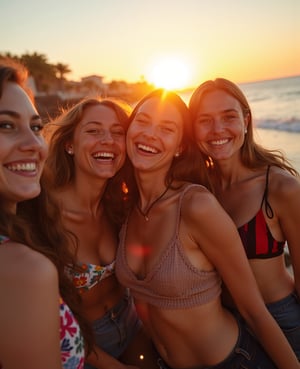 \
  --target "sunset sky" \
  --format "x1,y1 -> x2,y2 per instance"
1,0 -> 299,89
